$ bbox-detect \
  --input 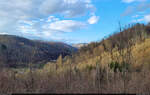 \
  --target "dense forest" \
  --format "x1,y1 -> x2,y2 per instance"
0,35 -> 77,68
0,23 -> 150,94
